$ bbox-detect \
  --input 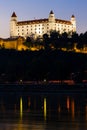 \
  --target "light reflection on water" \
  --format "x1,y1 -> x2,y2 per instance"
0,93 -> 87,130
